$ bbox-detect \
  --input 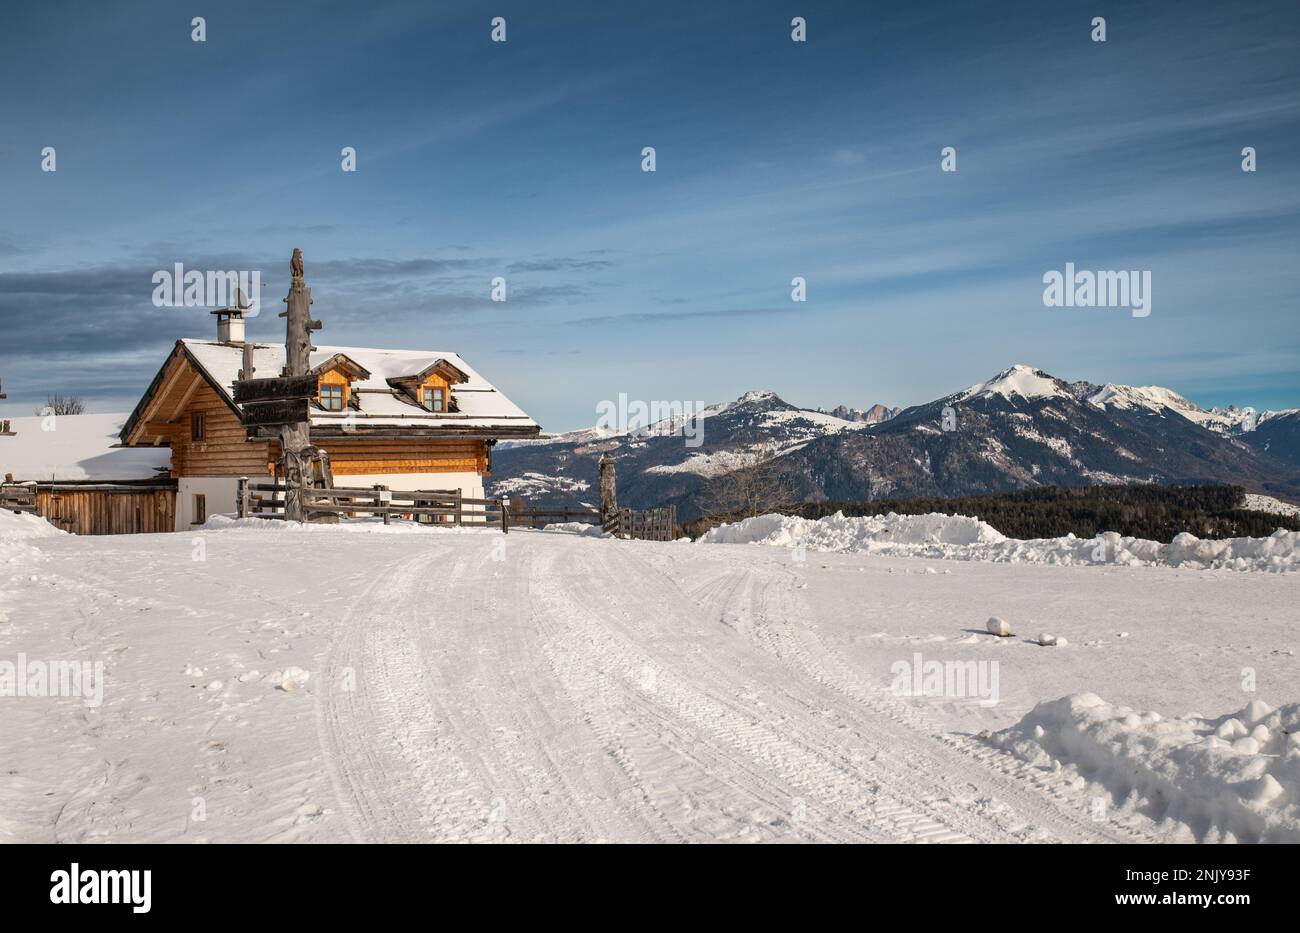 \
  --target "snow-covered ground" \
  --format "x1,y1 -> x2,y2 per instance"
1,510 -> 1296,843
